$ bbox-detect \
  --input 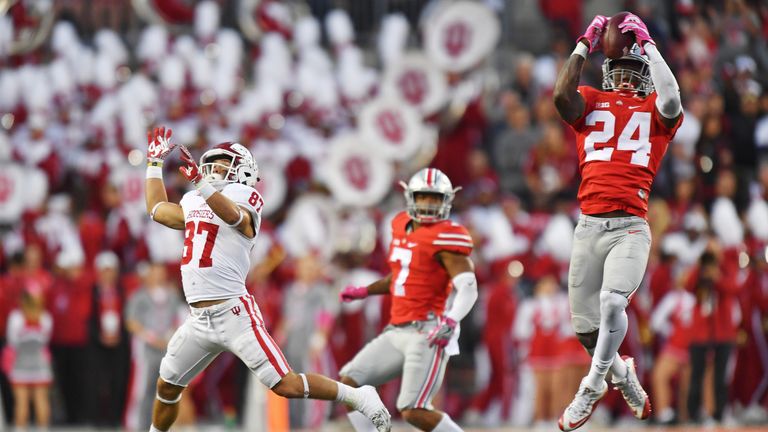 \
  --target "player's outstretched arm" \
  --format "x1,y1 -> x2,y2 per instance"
145,127 -> 185,230
339,274 -> 392,302
553,15 -> 606,124
177,146 -> 256,239
618,13 -> 682,128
